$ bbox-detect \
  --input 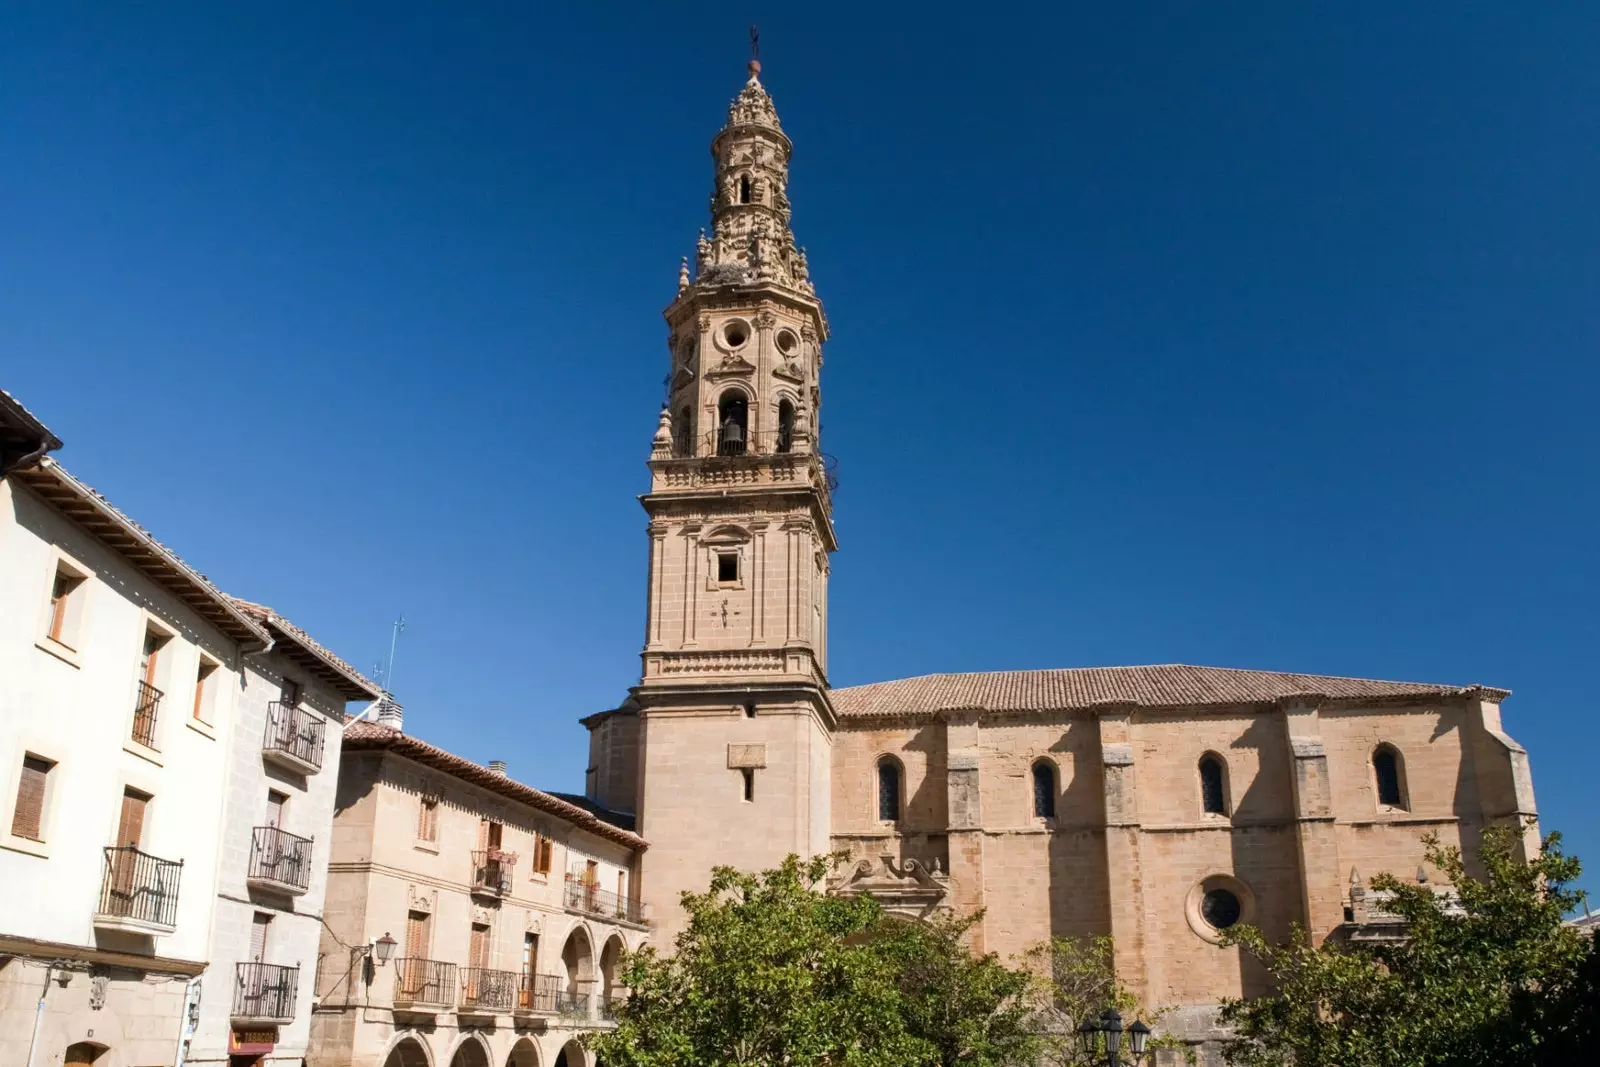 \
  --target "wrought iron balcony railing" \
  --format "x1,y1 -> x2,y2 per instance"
131,680 -> 162,749
460,967 -> 519,1012
517,972 -> 566,1014
471,850 -> 515,897
247,826 -> 314,893
393,958 -> 457,1010
233,961 -> 298,1022
564,878 -> 648,926
263,702 -> 325,772
554,979 -> 593,1019
96,846 -> 182,932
